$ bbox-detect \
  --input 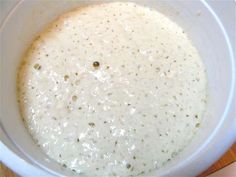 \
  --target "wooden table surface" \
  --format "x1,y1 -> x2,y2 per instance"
1,143 -> 235,177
